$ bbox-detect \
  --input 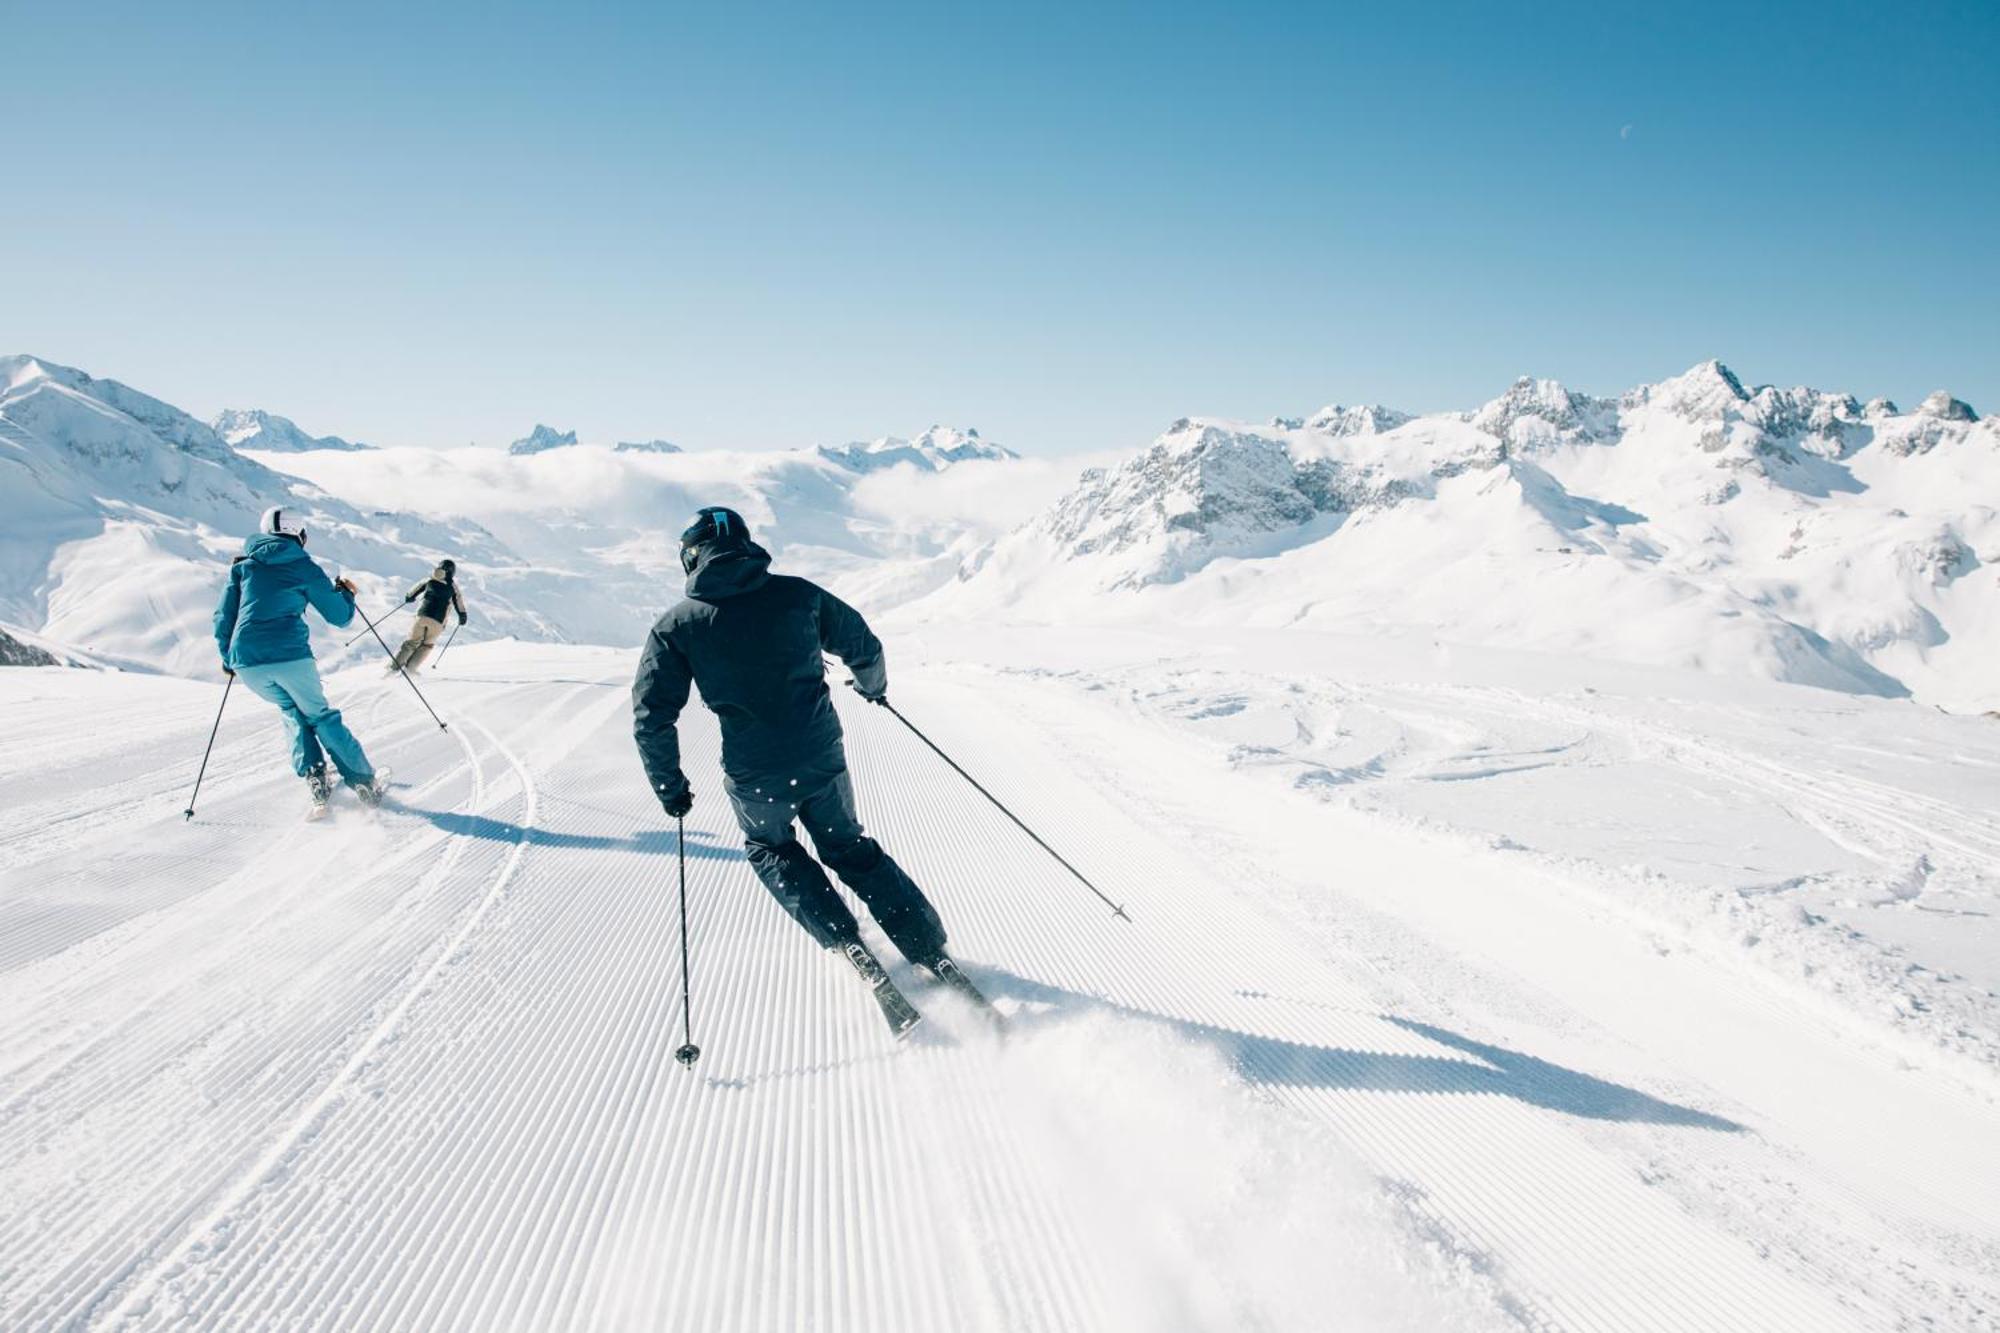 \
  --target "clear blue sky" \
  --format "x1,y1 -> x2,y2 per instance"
4,1 -> 1995,454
